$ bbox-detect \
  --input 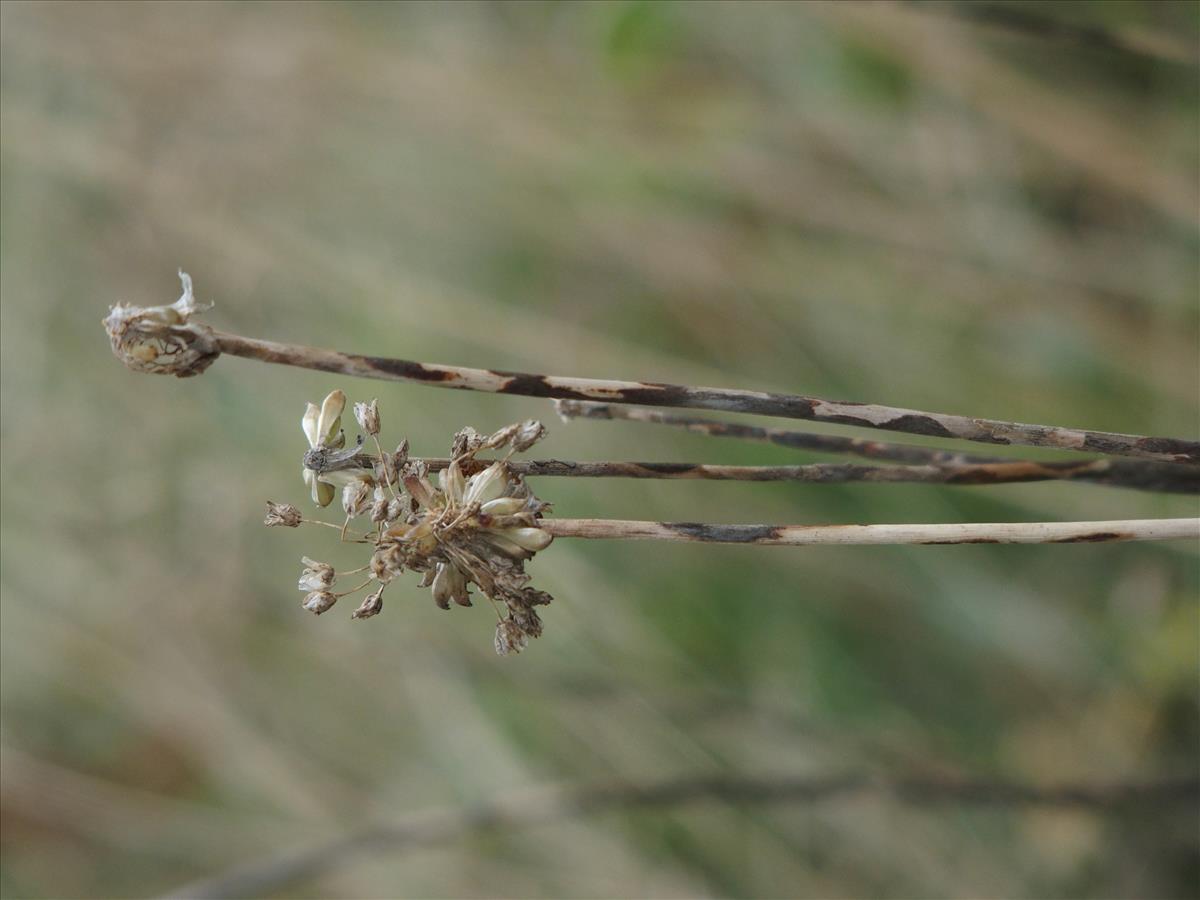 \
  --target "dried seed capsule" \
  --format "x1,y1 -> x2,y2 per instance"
510,607 -> 543,639
451,427 -> 485,457
512,419 -> 546,452
392,439 -> 410,471
264,501 -> 302,527
298,557 -> 336,592
494,619 -> 529,656
302,591 -> 337,615
354,399 -> 380,436
351,588 -> 384,619
370,498 -> 391,524
342,480 -> 372,518
484,423 -> 519,450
